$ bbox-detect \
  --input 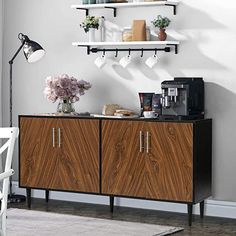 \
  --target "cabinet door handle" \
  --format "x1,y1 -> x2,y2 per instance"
58,128 -> 61,148
146,131 -> 150,153
139,131 -> 144,153
52,128 -> 55,148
